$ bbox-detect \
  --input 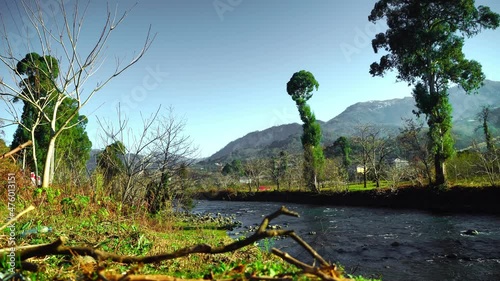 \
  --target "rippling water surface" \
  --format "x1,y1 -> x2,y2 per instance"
193,200 -> 500,281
